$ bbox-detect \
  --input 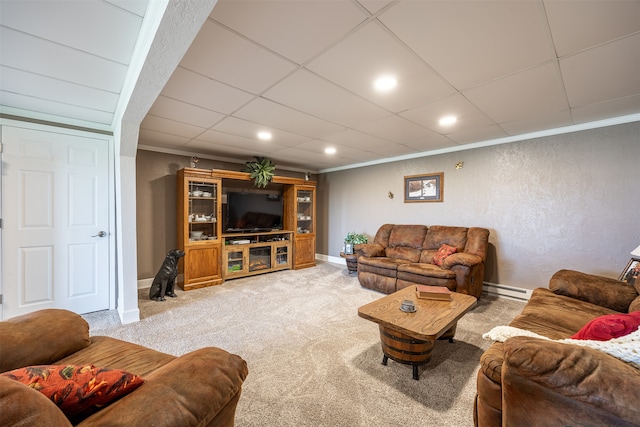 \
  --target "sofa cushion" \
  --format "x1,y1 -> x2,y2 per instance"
388,225 -> 427,249
398,263 -> 456,279
1,364 -> 143,419
432,244 -> 457,266
571,312 -> 640,341
422,226 -> 468,250
385,246 -> 422,262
